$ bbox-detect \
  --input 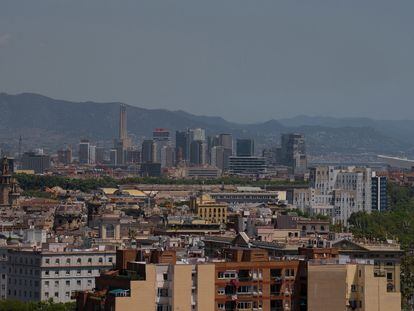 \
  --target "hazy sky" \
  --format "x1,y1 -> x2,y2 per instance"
1,0 -> 414,123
